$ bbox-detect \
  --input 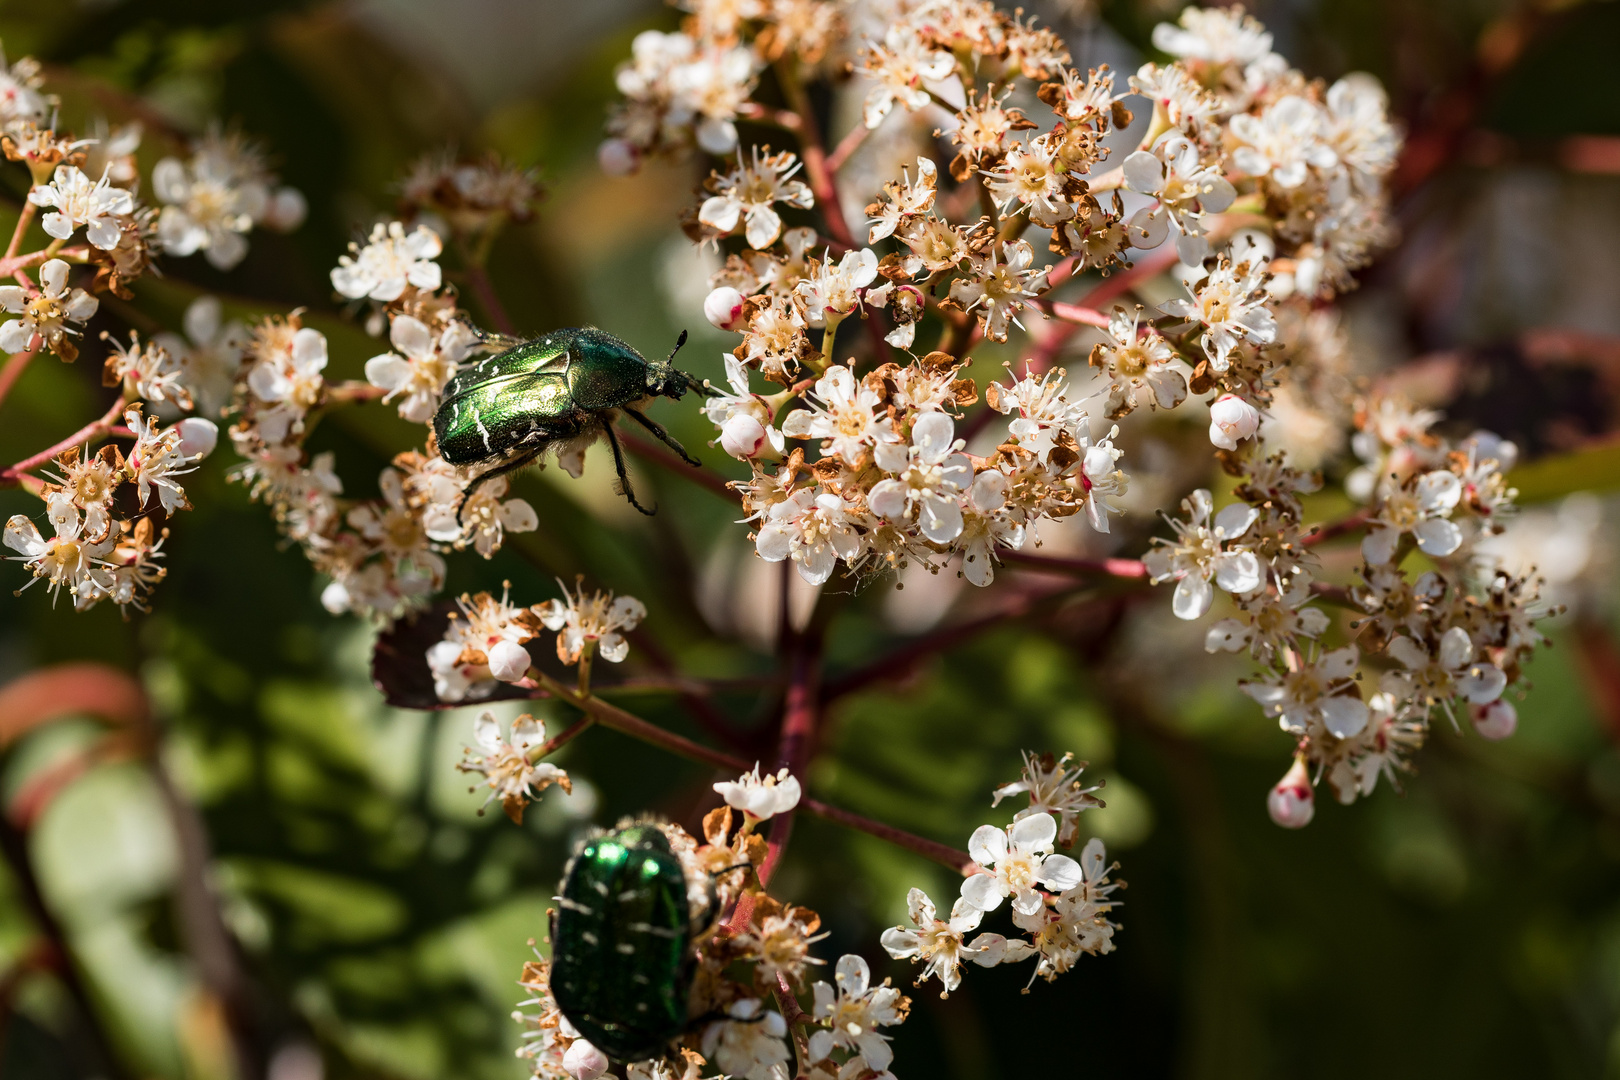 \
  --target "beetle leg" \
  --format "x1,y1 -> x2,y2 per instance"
458,449 -> 541,526
603,421 -> 656,515
622,407 -> 702,468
